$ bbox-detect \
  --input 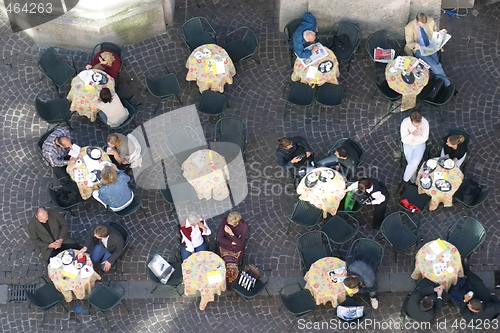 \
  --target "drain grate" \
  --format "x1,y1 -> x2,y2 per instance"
8,285 -> 36,302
